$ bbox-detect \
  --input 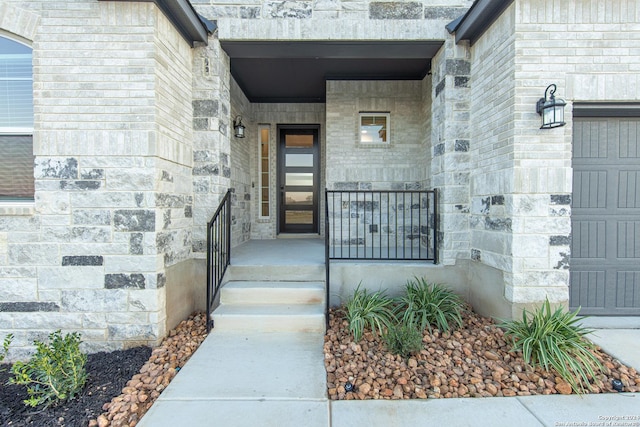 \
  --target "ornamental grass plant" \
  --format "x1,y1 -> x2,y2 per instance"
500,299 -> 604,394
383,320 -> 424,358
344,284 -> 397,342
399,278 -> 465,333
